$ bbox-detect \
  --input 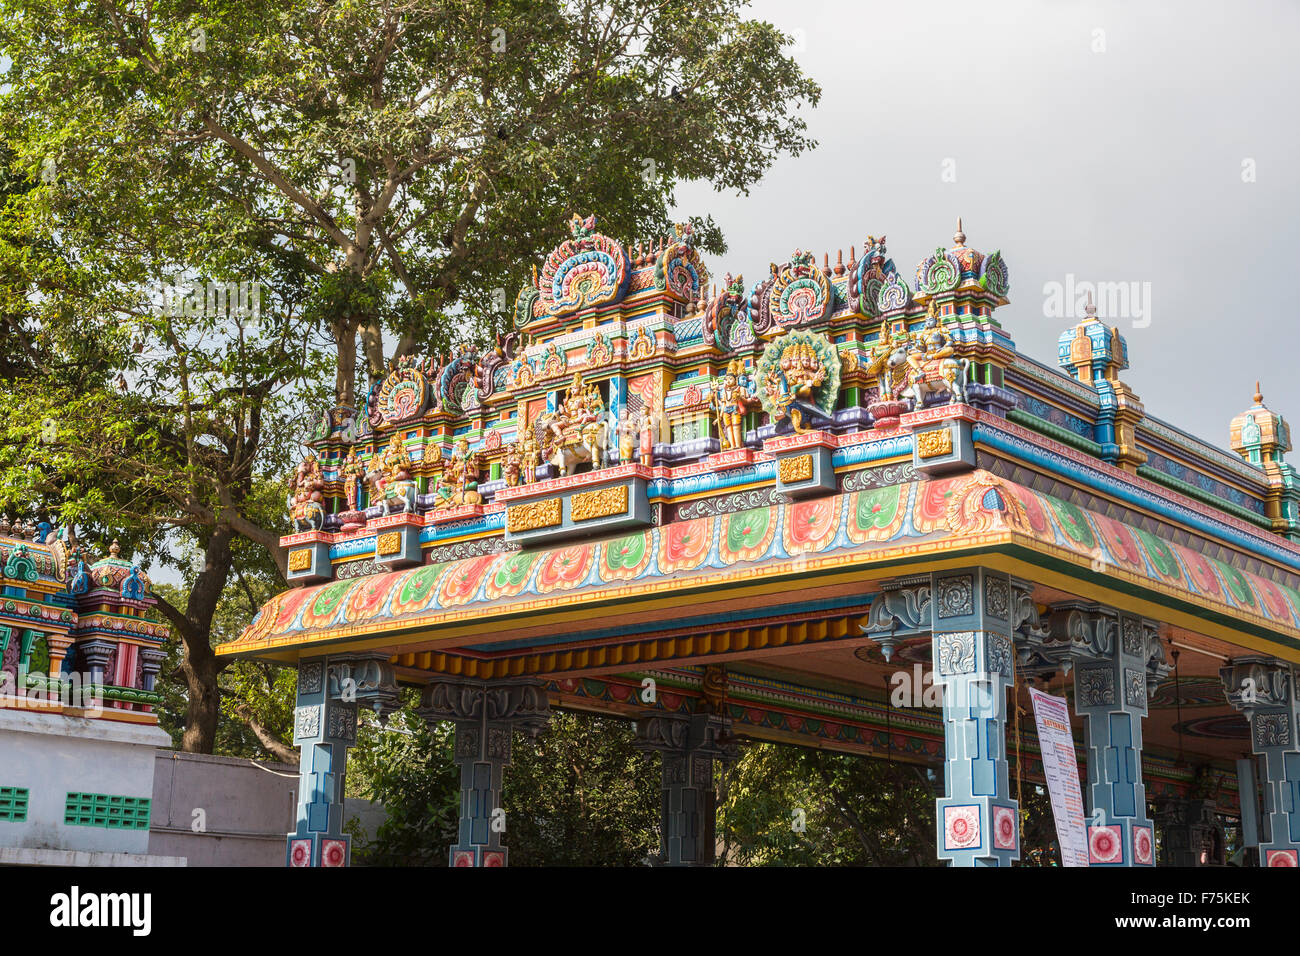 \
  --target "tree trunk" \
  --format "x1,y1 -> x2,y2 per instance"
361,318 -> 387,385
178,525 -> 236,753
181,645 -> 222,754
232,703 -> 299,763
334,315 -> 357,407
